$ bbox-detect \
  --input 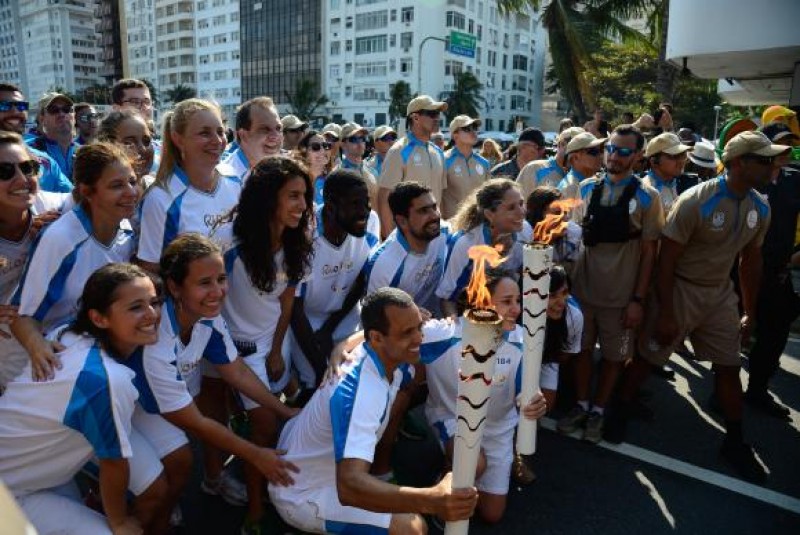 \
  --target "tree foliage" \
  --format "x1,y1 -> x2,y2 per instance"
140,78 -> 160,107
284,79 -> 329,121
163,84 -> 196,104
445,72 -> 484,121
388,81 -> 413,124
